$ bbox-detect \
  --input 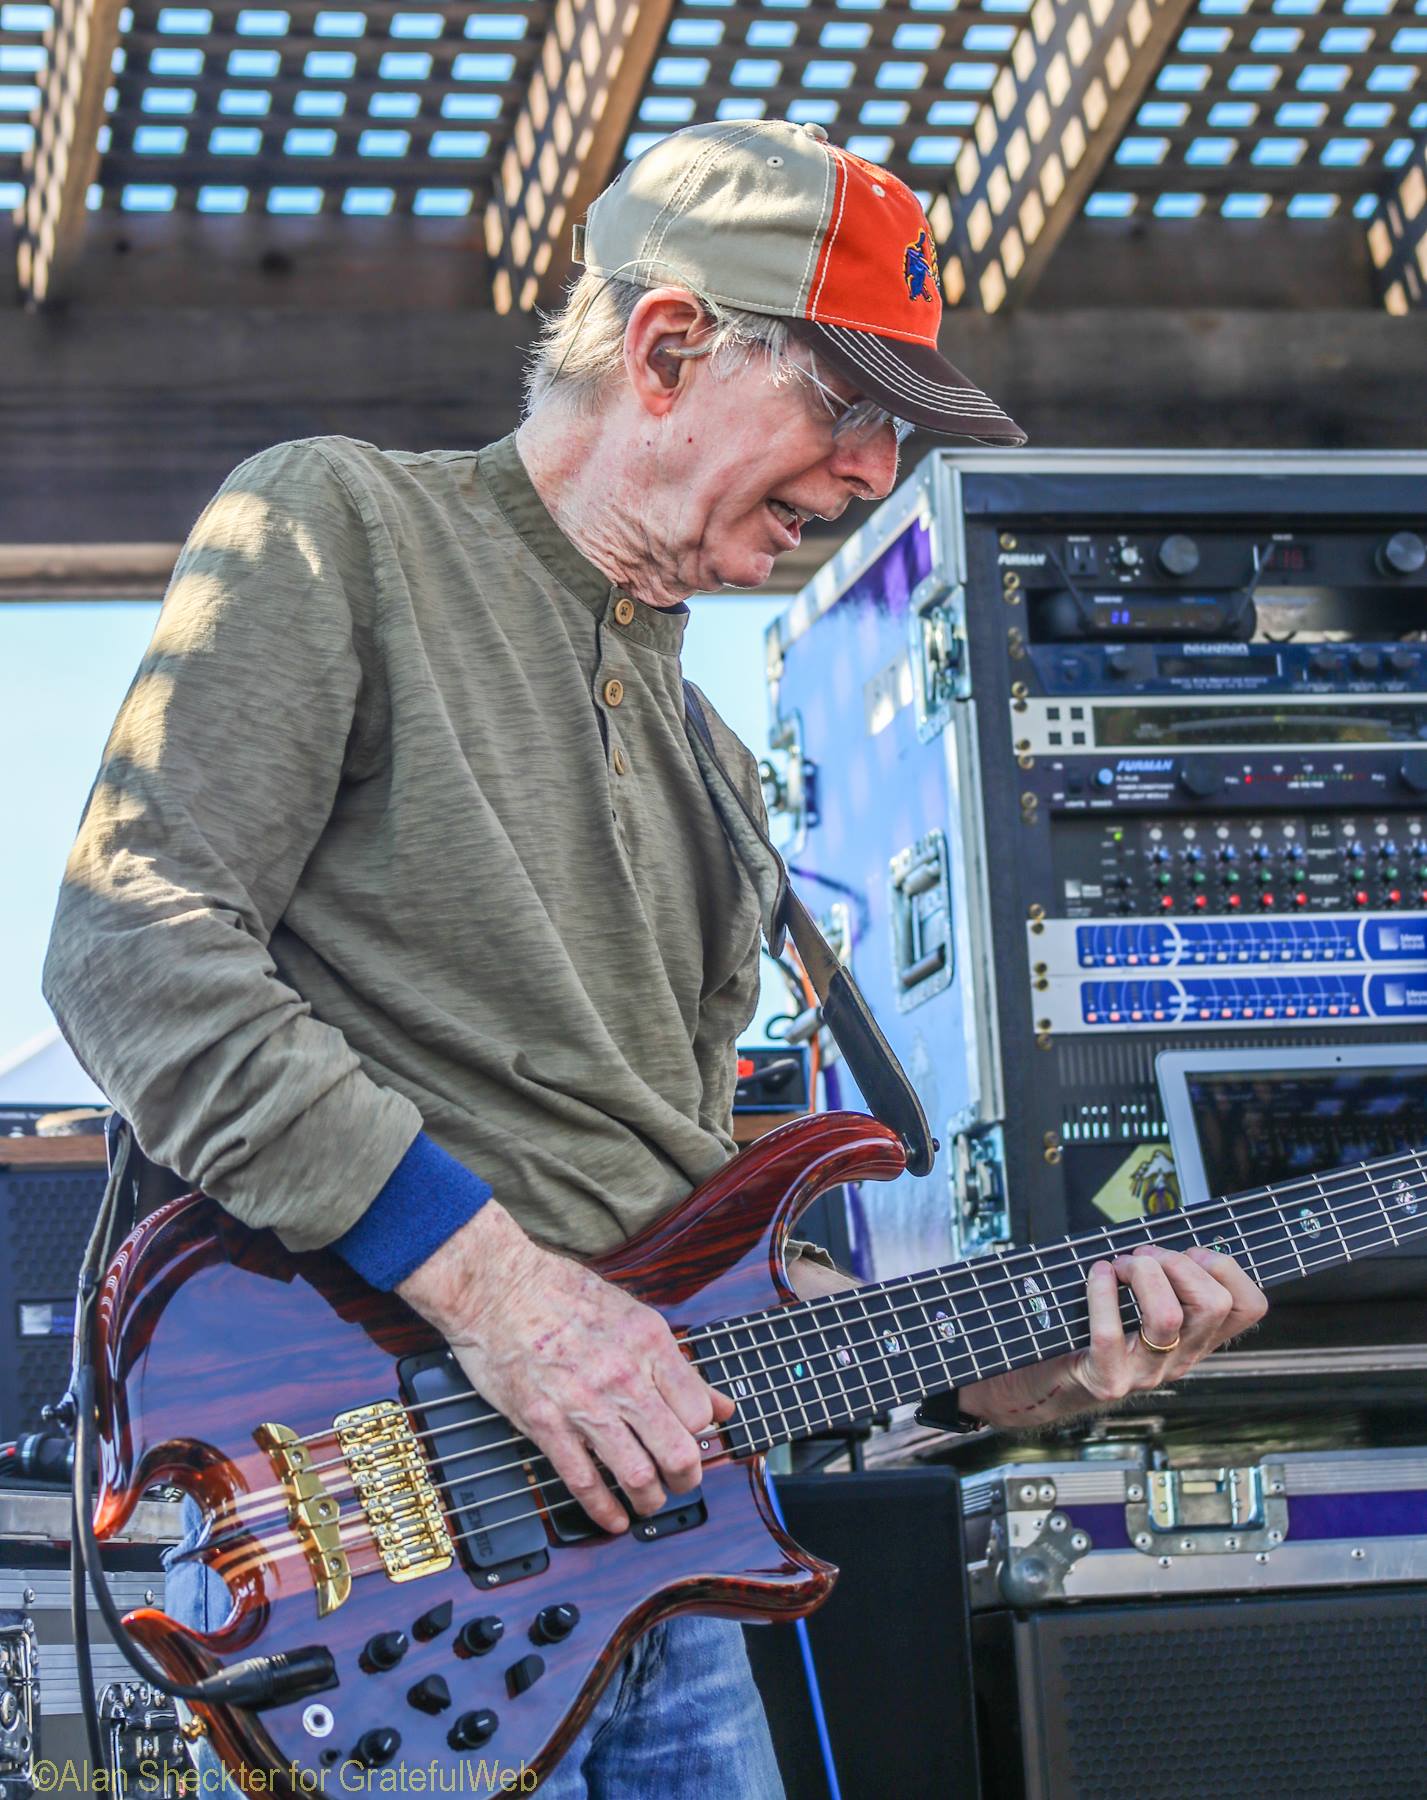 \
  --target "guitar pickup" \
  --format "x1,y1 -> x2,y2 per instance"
398,1352 -> 549,1585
